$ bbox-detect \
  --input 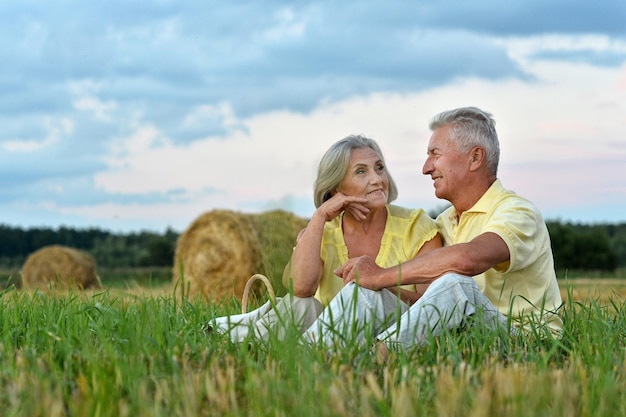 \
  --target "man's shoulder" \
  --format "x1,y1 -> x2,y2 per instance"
481,180 -> 540,214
